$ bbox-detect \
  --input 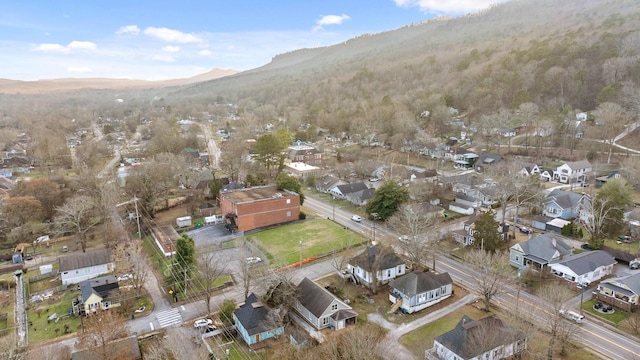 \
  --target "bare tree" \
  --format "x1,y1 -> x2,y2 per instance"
511,173 -> 544,236
388,204 -> 438,270
539,282 -> 576,359
311,323 -> 385,360
464,249 -> 511,311
113,241 -> 149,298
237,237 -> 258,300
198,251 -> 227,317
581,196 -> 623,249
76,310 -> 130,360
593,102 -> 629,164
144,327 -> 209,360
54,194 -> 102,252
